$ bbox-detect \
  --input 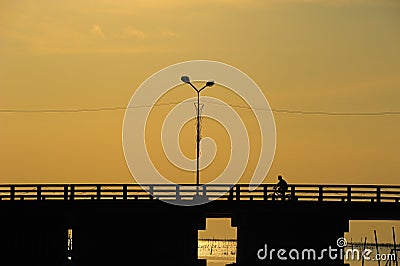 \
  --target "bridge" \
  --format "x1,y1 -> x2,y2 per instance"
0,183 -> 399,266
1,183 -> 400,202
